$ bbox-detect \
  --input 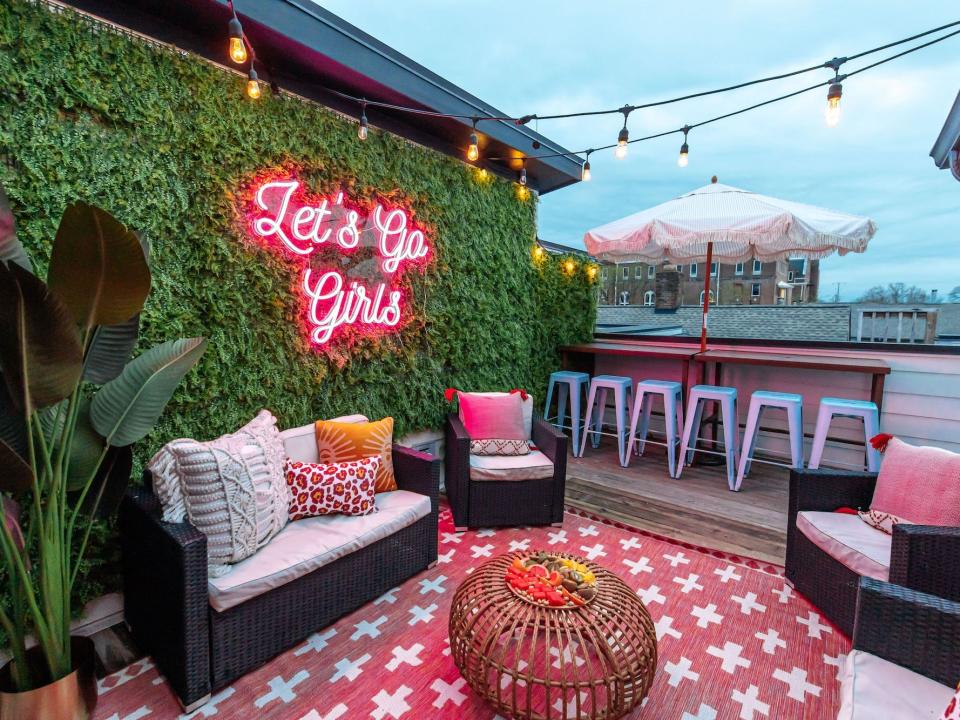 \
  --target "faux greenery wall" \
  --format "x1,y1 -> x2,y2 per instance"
2,0 -> 595,497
